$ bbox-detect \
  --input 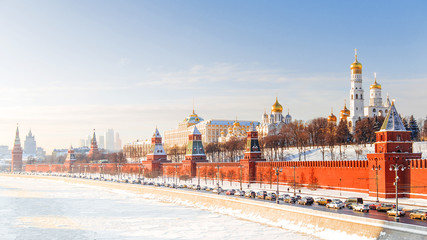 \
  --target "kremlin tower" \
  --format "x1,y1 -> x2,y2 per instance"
11,125 -> 23,172
184,126 -> 206,162
349,49 -> 364,129
182,125 -> 207,177
146,128 -> 167,162
64,146 -> 77,171
241,123 -> 265,183
367,102 -> 421,198
88,129 -> 100,160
